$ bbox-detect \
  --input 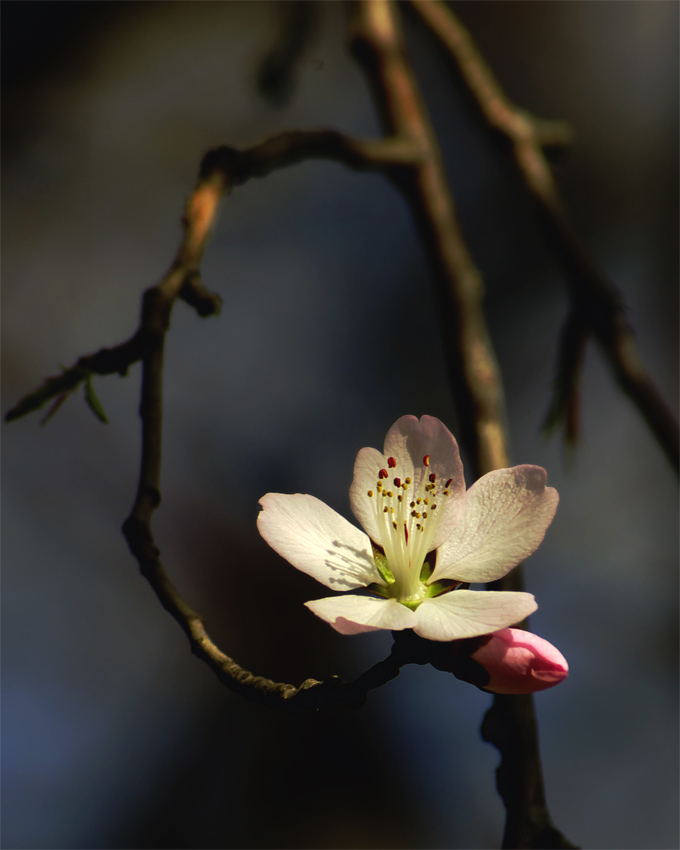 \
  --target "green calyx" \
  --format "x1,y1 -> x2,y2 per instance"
371,542 -> 395,586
